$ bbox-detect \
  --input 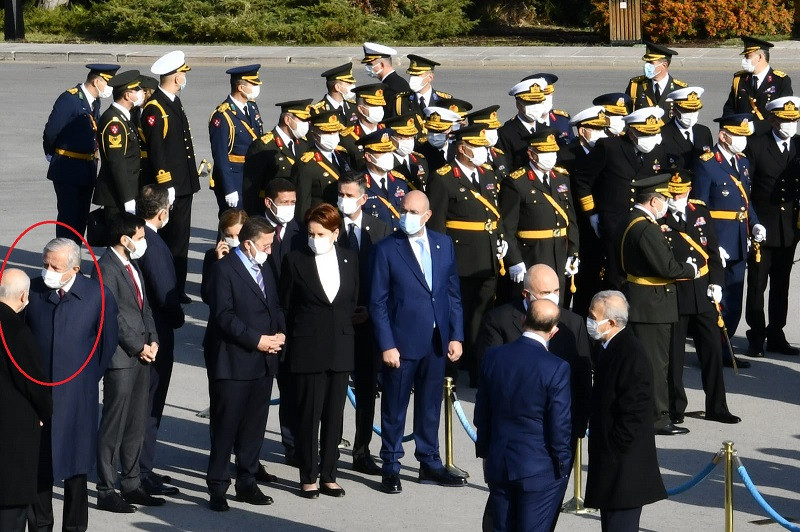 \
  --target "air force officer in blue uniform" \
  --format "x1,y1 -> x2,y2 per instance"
369,190 -> 466,494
